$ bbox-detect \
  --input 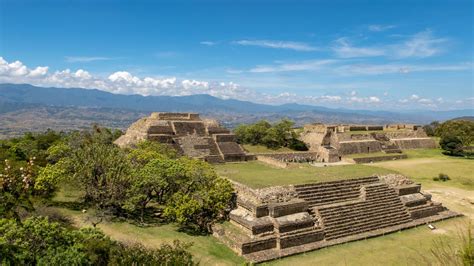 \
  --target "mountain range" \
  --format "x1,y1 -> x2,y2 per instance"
0,83 -> 472,138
